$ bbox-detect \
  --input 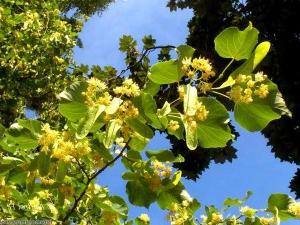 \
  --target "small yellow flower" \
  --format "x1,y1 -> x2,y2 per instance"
29,197 -> 42,214
255,71 -> 268,82
288,202 -> 300,218
113,78 -> 140,97
254,84 -> 269,98
139,213 -> 150,223
38,124 -> 59,152
168,120 -> 180,132
195,102 -> 209,121
199,82 -> 212,94
259,217 -> 275,225
211,213 -> 223,224
240,206 -> 257,217
178,86 -> 185,99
